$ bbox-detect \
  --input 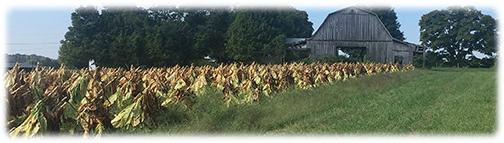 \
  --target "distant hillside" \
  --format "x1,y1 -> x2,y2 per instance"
7,54 -> 59,68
